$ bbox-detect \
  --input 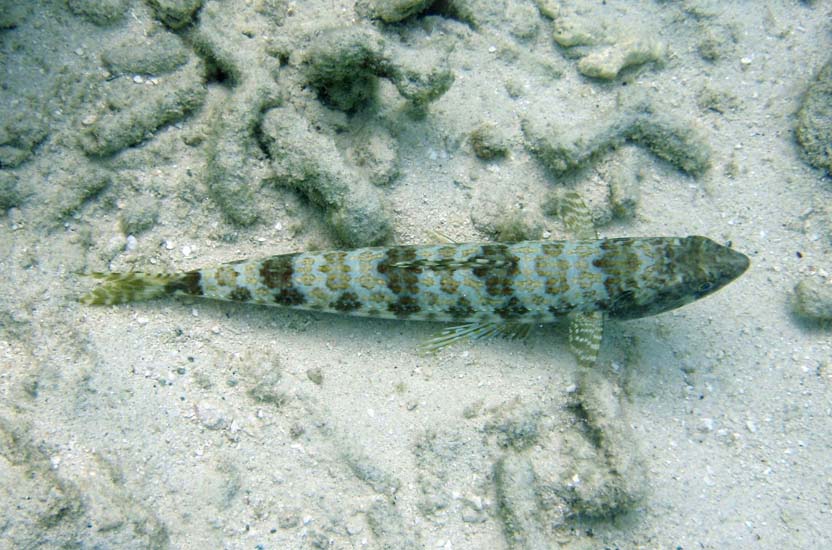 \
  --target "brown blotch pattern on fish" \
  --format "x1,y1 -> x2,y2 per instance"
388,295 -> 421,318
166,270 -> 203,296
535,244 -> 570,296
275,287 -> 306,306
332,291 -> 362,312
377,247 -> 421,295
260,254 -> 297,289
595,239 -> 643,303
229,286 -> 252,302
473,244 -> 519,297
495,296 -> 529,319
447,296 -> 475,320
